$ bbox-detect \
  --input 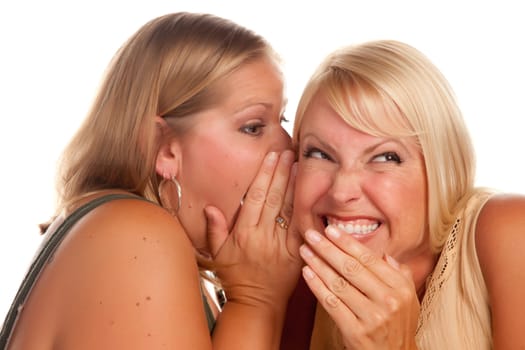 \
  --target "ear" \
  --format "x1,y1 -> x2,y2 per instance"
155,116 -> 182,179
